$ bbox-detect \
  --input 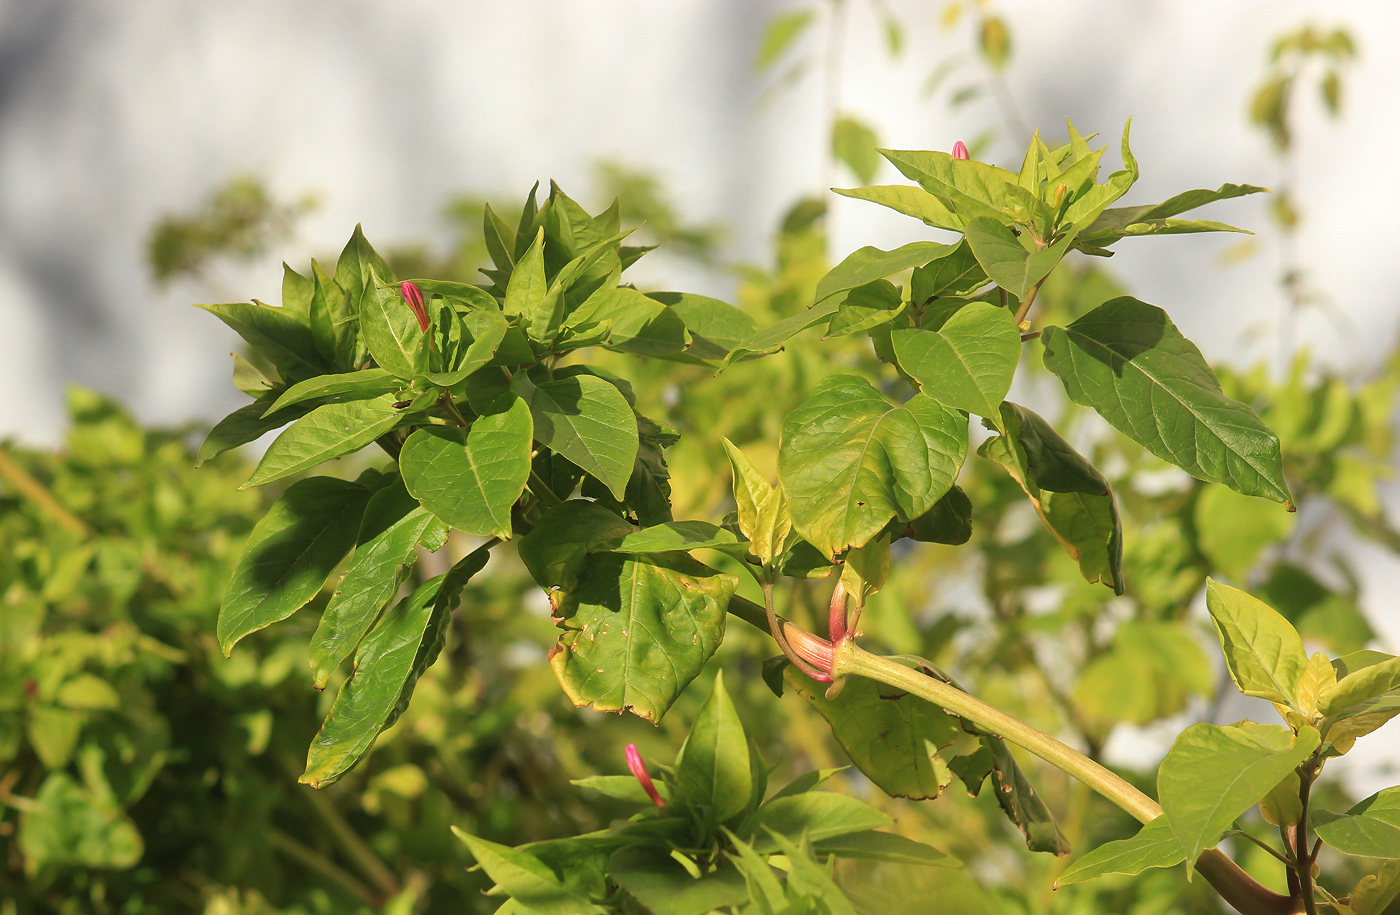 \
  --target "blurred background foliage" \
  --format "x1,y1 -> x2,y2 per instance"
4,5 -> 1397,915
